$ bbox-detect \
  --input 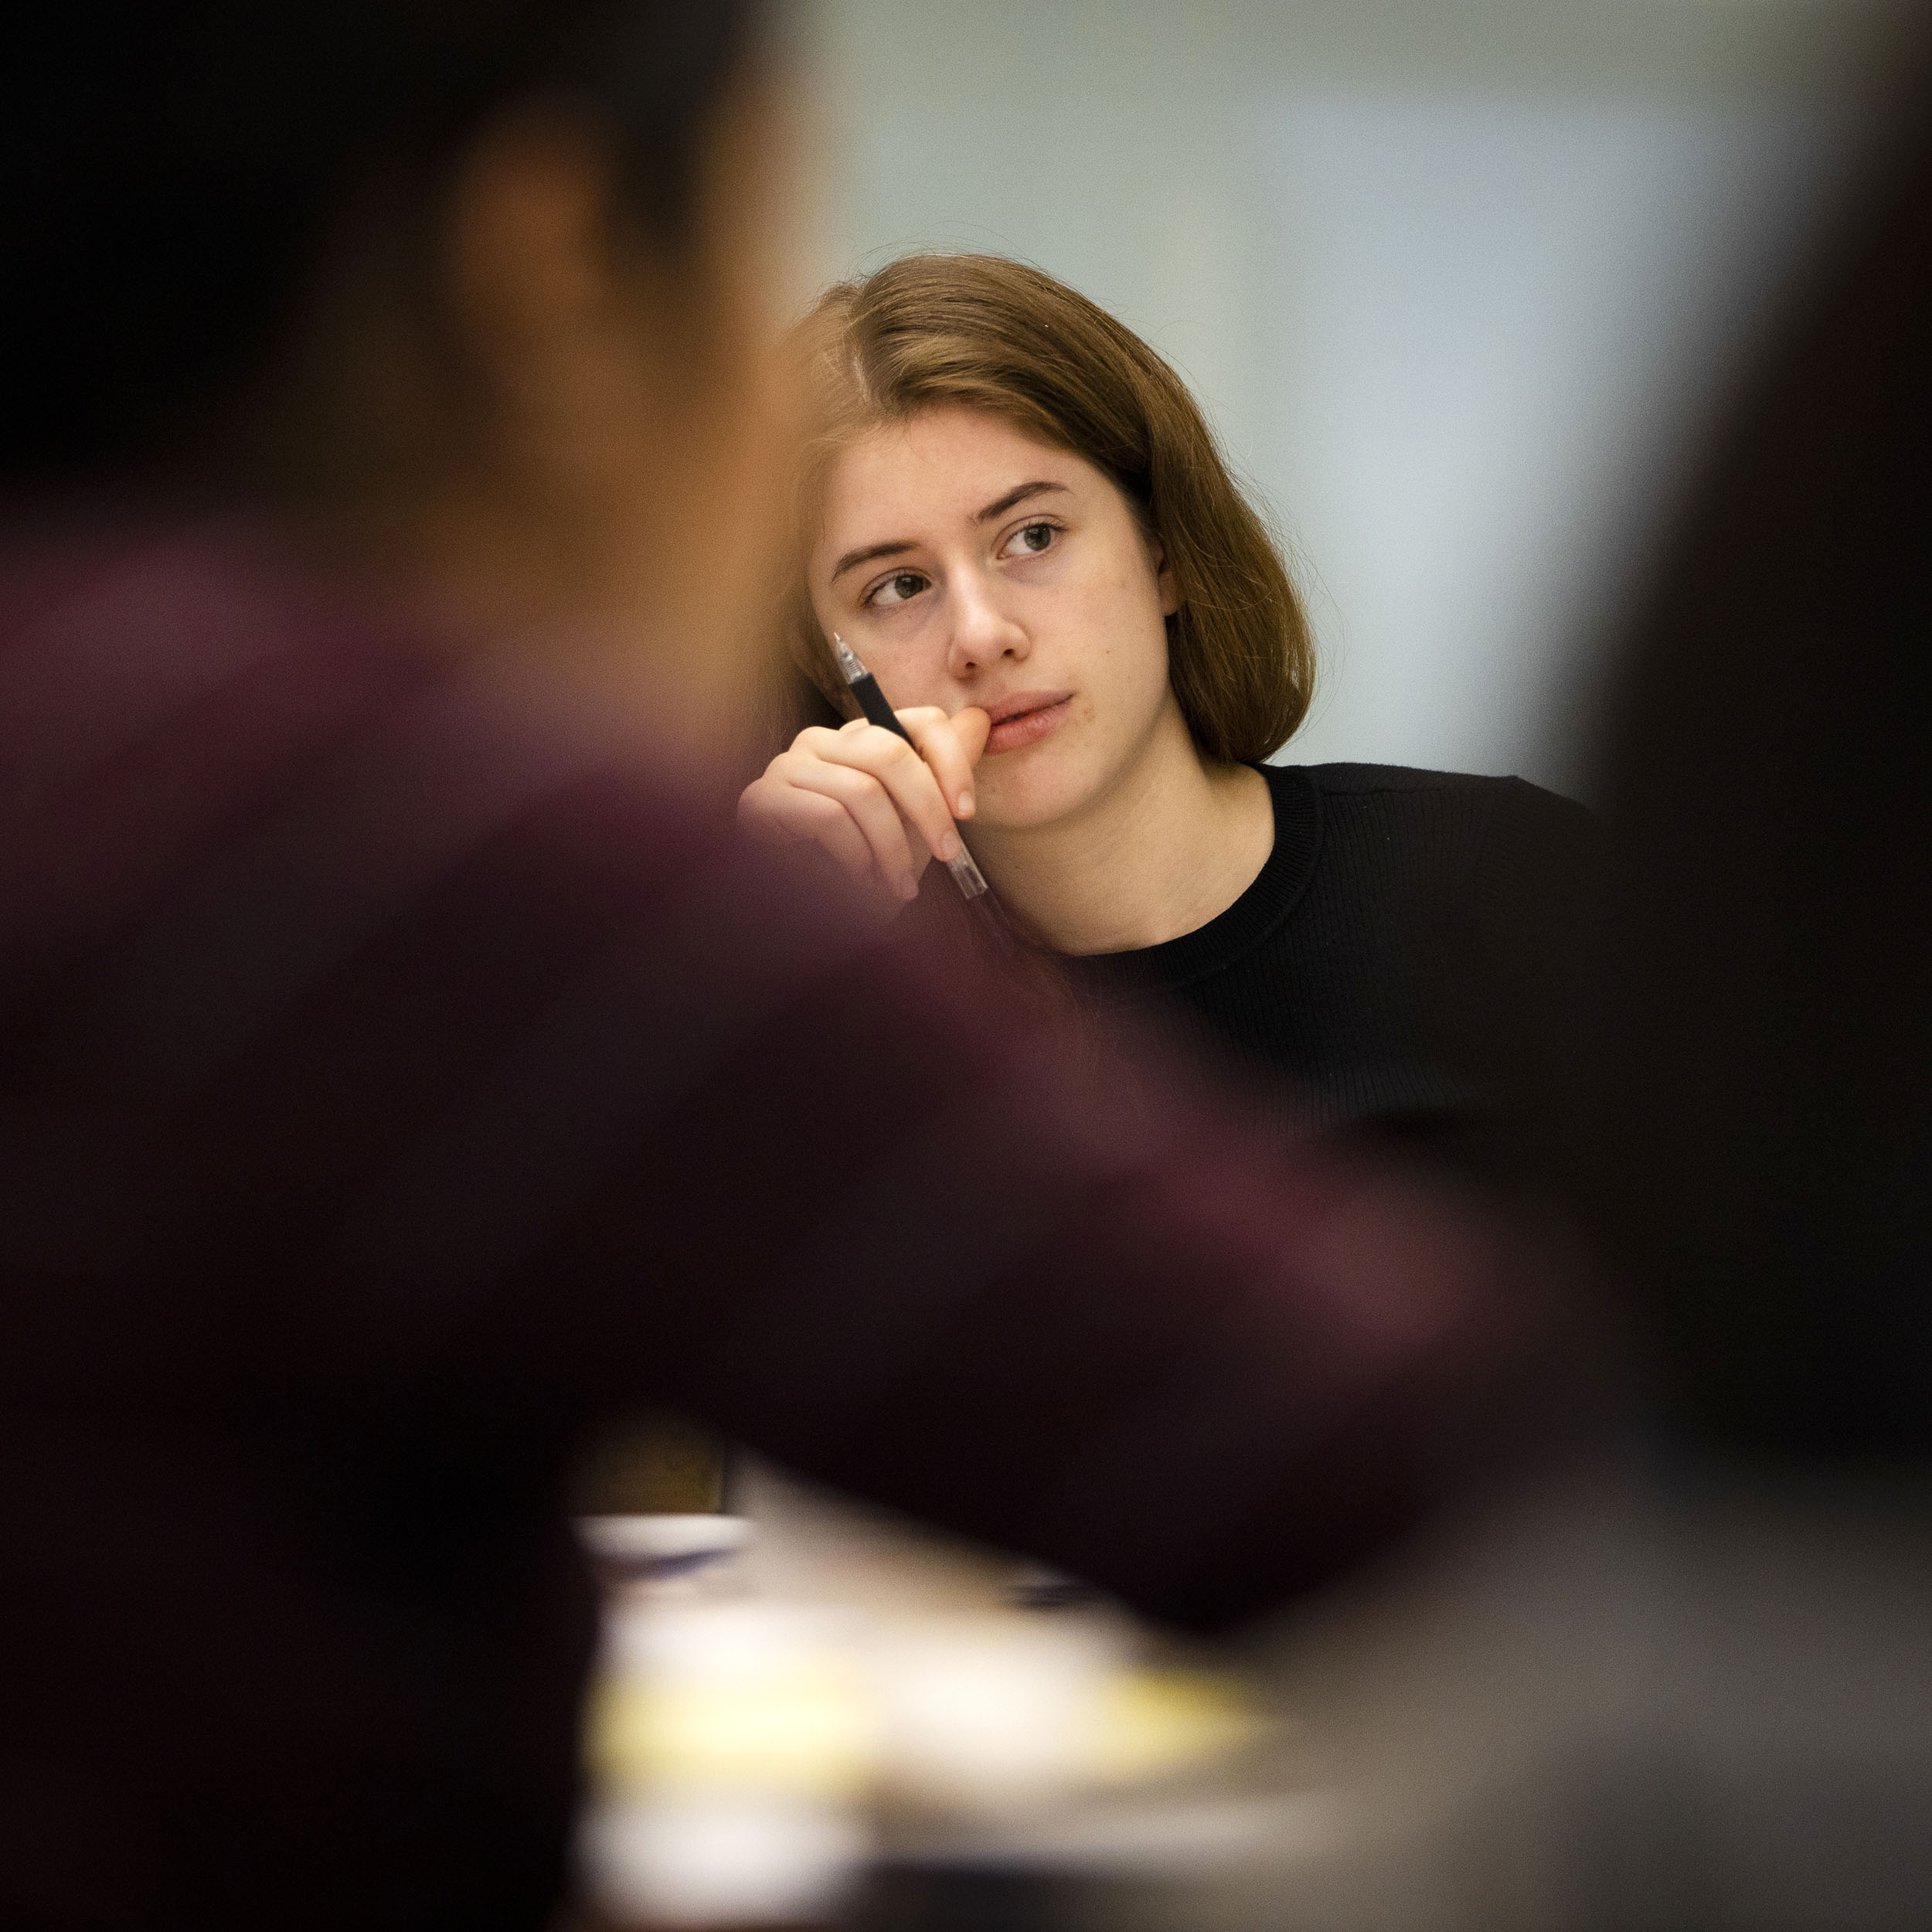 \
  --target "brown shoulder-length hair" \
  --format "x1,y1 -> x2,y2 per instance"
782,254 -> 1314,765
